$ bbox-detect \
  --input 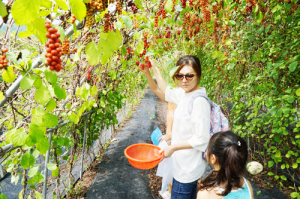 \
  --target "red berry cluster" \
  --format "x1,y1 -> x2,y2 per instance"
182,0 -> 187,8
189,0 -> 194,7
0,48 -> 8,70
172,0 -> 176,11
87,66 -> 92,80
165,29 -> 171,38
154,13 -> 159,28
161,4 -> 167,19
45,21 -> 63,72
104,13 -> 110,33
203,7 -> 211,22
140,32 -> 148,57
145,56 -> 152,68
222,33 -> 227,44
117,2 -> 122,15
71,14 -> 76,24
131,4 -> 138,13
61,39 -> 70,55
109,23 -> 114,31
127,47 -> 131,55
